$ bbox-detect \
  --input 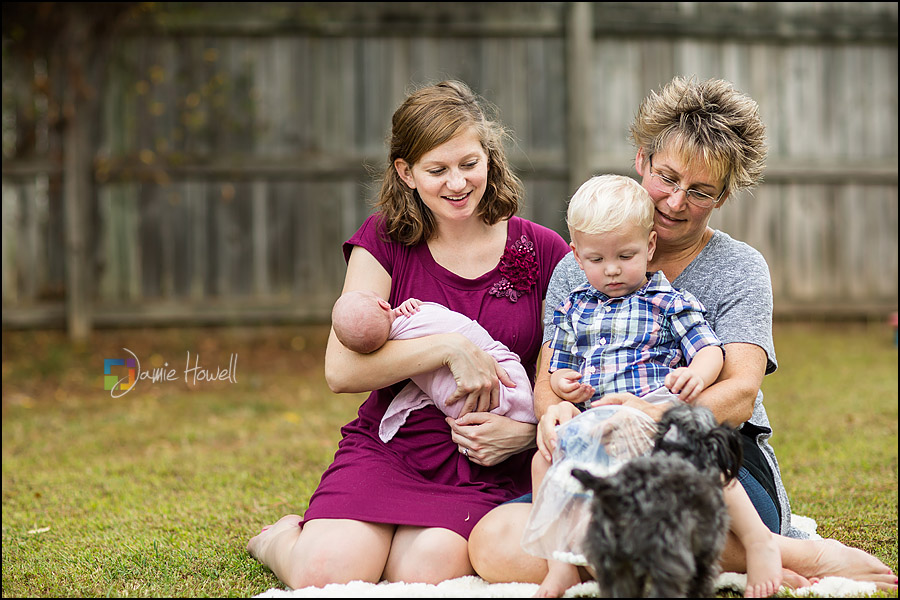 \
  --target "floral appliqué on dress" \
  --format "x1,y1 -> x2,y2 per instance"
489,235 -> 539,303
